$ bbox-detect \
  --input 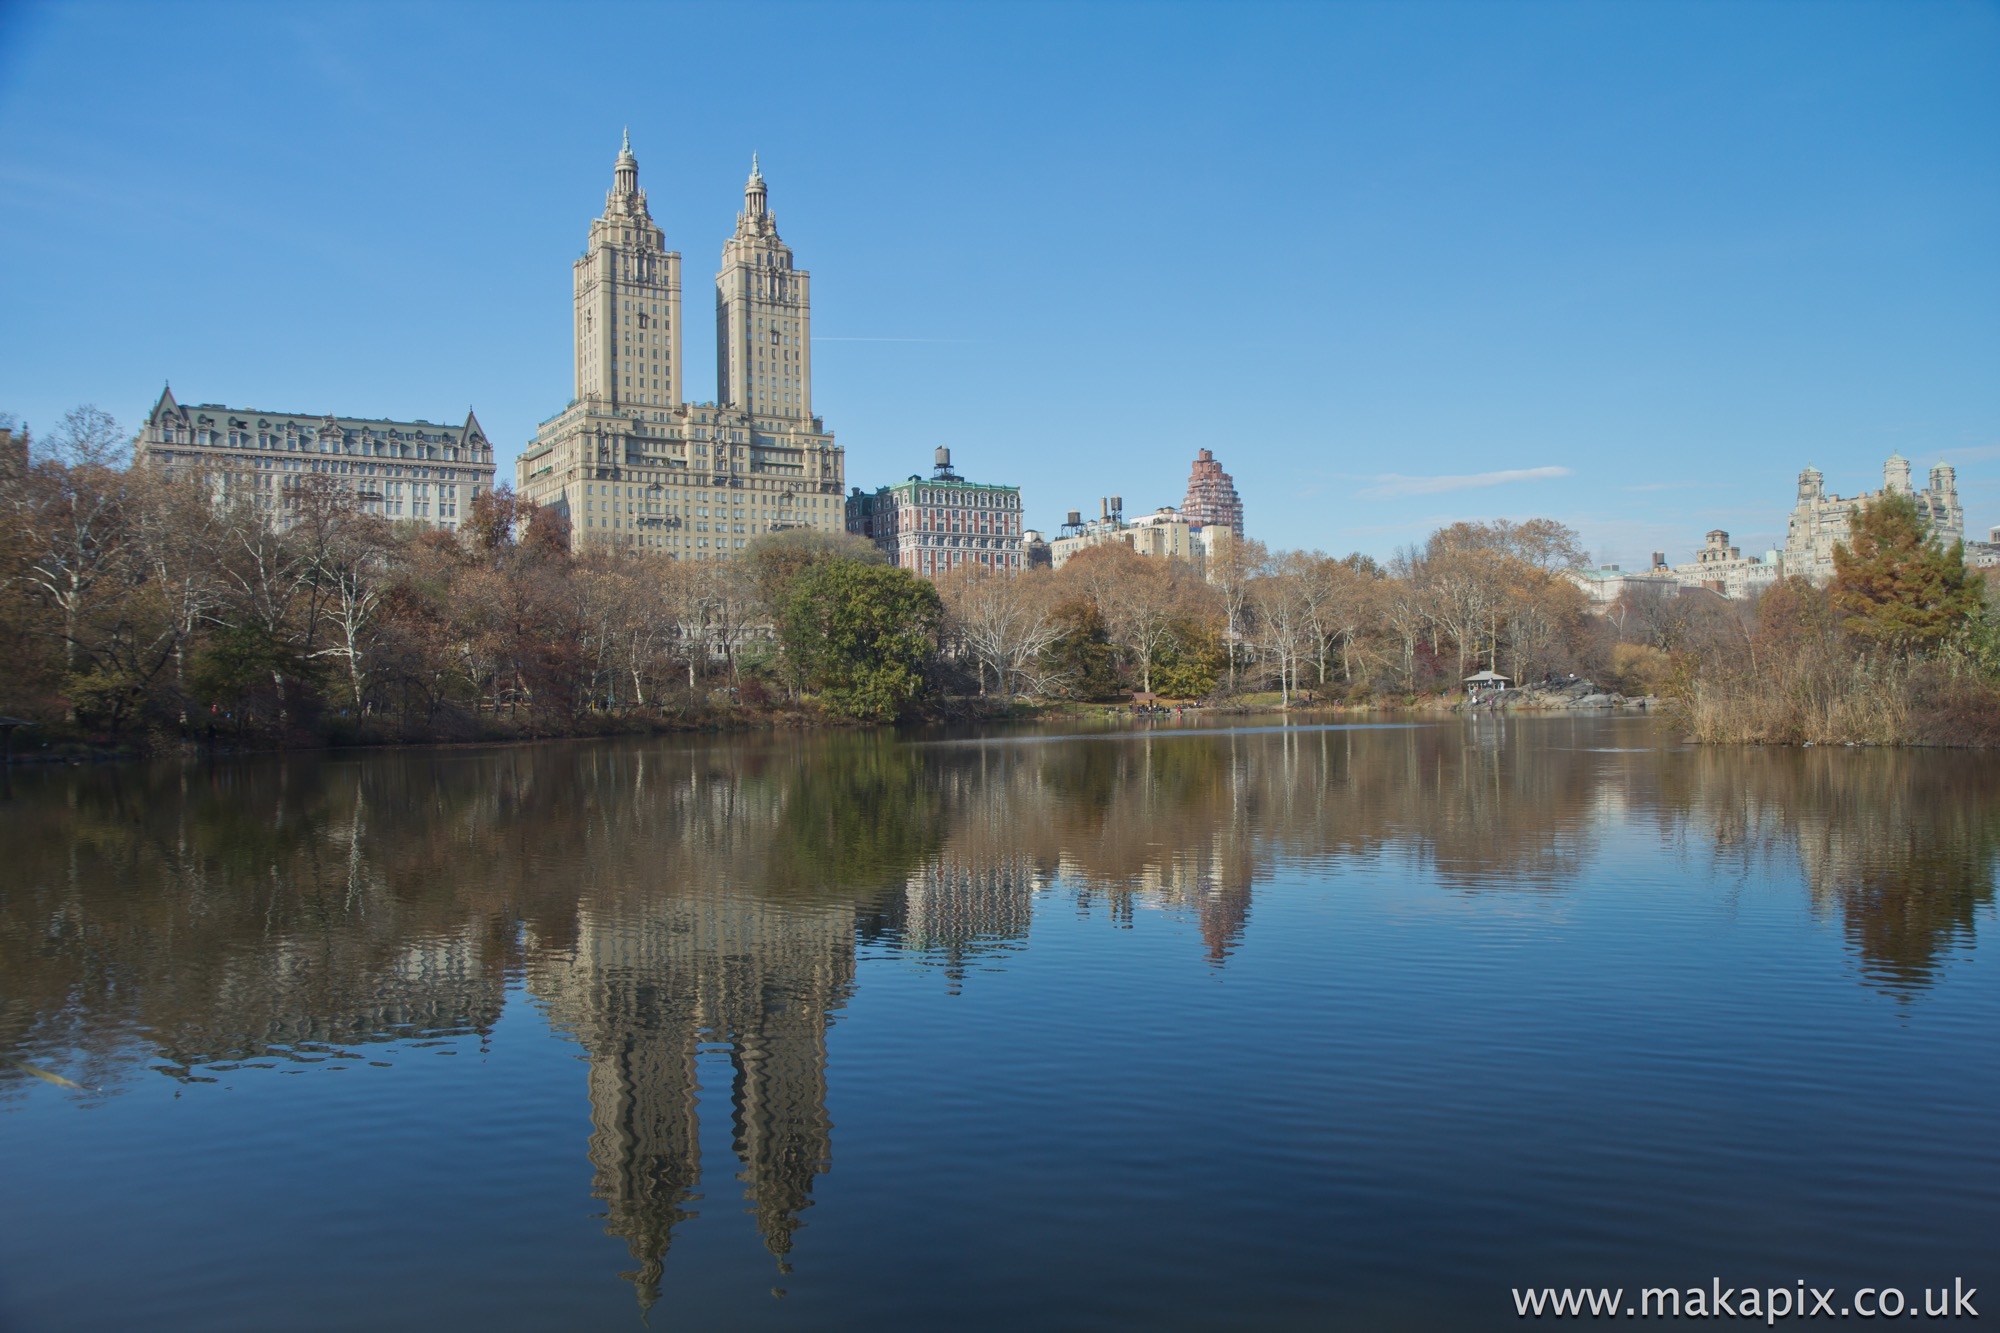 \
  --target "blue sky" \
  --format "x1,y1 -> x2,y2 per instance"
1,0 -> 1995,564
